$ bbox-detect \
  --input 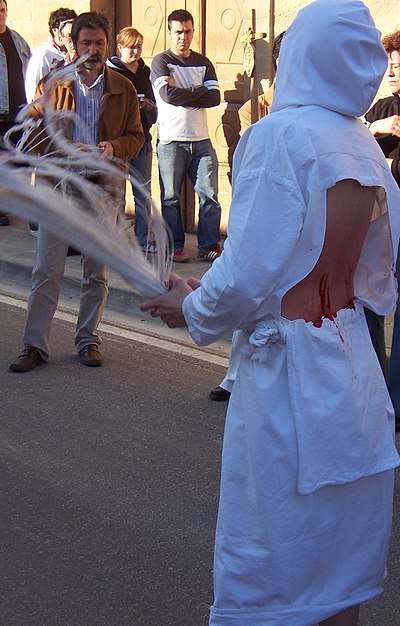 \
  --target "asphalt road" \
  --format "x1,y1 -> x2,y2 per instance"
0,298 -> 228,626
0,297 -> 399,626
